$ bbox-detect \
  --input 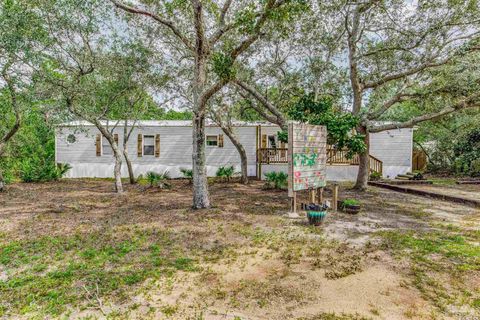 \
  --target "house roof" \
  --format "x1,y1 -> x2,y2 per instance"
59,120 -> 278,127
